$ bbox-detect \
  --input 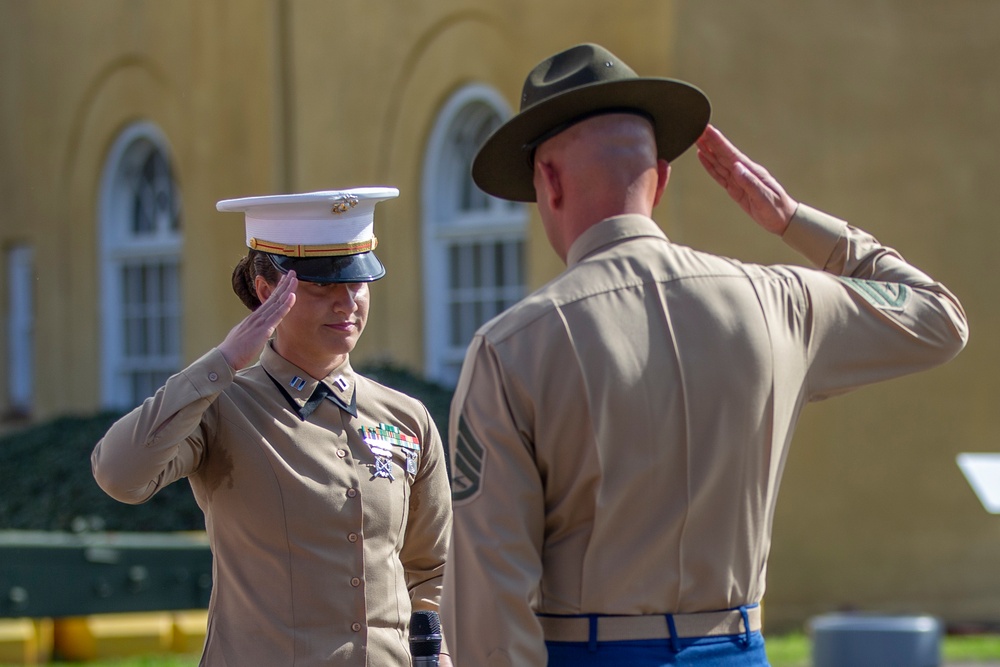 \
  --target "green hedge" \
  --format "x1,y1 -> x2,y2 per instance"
360,362 -> 454,443
0,411 -> 204,532
0,363 -> 453,533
